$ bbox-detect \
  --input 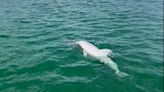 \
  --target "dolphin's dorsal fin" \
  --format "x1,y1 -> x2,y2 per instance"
83,50 -> 87,57
100,49 -> 112,56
